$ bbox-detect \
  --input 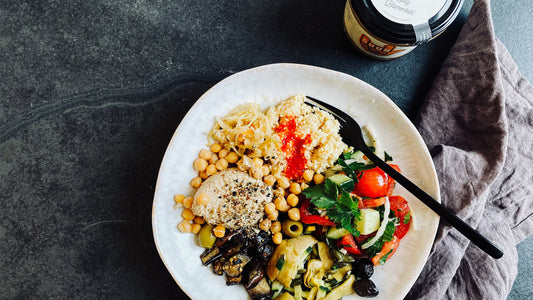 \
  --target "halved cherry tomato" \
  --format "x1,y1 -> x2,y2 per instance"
371,236 -> 400,266
389,195 -> 411,239
352,164 -> 400,198
338,234 -> 362,255
352,167 -> 389,198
